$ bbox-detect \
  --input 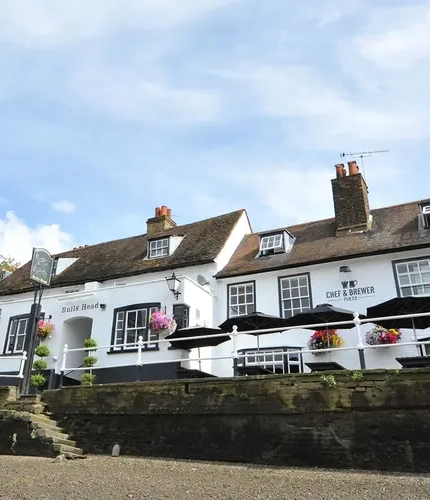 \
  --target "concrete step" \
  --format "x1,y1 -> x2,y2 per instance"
19,394 -> 42,403
31,420 -> 67,434
28,413 -> 61,427
34,428 -> 76,448
6,402 -> 45,414
52,443 -> 84,456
